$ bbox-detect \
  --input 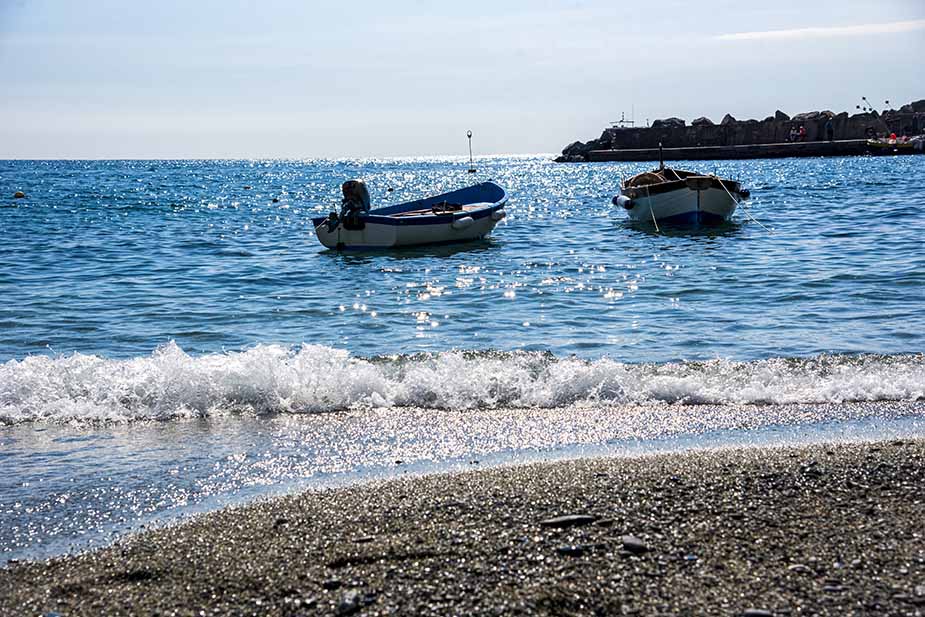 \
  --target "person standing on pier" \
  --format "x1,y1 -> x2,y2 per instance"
825,117 -> 835,141
799,125 -> 807,141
